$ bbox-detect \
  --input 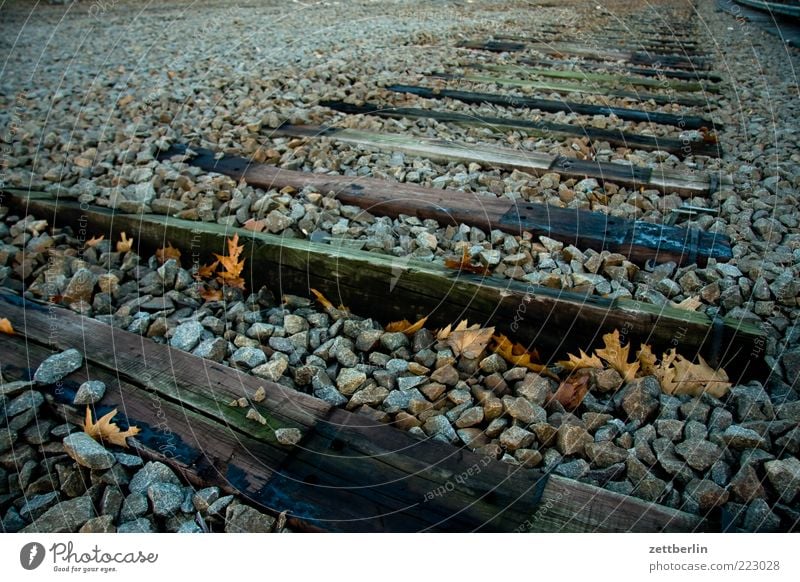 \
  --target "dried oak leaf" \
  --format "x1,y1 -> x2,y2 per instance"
444,248 -> 491,276
195,260 -> 219,281
491,333 -> 548,374
440,320 -> 495,359
551,368 -> 591,410
0,318 -> 15,335
654,349 -> 731,398
214,233 -> 246,290
116,232 -> 134,253
595,329 -> 639,382
557,349 -> 604,371
199,286 -> 223,302
155,242 -> 181,265
85,235 -> 104,248
637,344 -> 658,376
243,218 -> 266,233
83,406 -> 140,448
310,288 -> 349,319
385,317 -> 428,335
